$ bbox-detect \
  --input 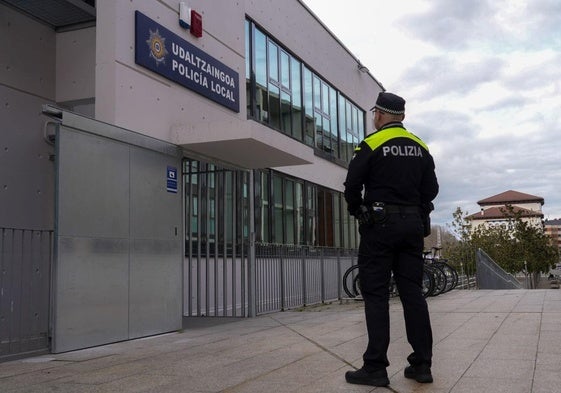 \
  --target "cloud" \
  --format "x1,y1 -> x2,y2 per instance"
399,0 -> 495,50
400,0 -> 561,52
301,0 -> 561,224
501,52 -> 561,91
493,0 -> 561,50
398,55 -> 506,98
